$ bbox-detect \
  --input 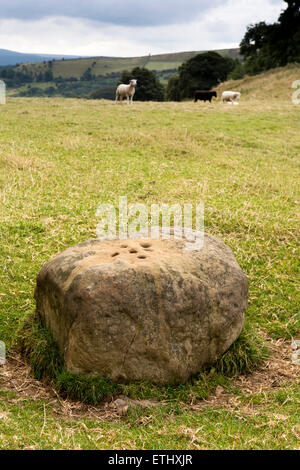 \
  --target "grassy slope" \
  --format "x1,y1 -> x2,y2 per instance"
0,65 -> 299,449
15,48 -> 240,79
216,63 -> 300,99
